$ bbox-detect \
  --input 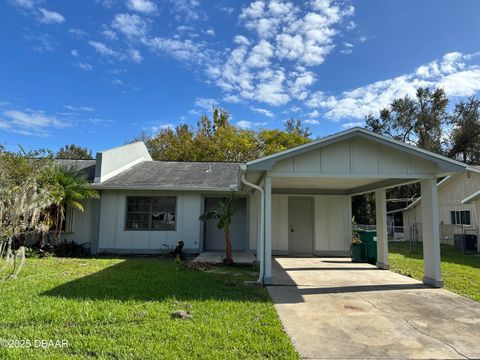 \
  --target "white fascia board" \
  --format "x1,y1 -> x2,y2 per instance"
462,190 -> 480,204
392,174 -> 454,213
90,185 -> 239,192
